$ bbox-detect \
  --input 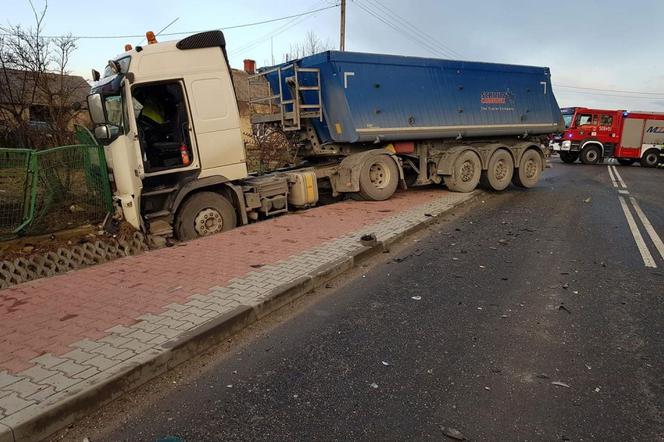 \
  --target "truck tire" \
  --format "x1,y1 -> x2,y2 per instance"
617,158 -> 636,166
640,149 -> 660,168
580,145 -> 601,165
512,149 -> 542,188
358,155 -> 399,201
560,152 -> 578,164
175,191 -> 237,241
480,149 -> 513,191
443,150 -> 481,193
